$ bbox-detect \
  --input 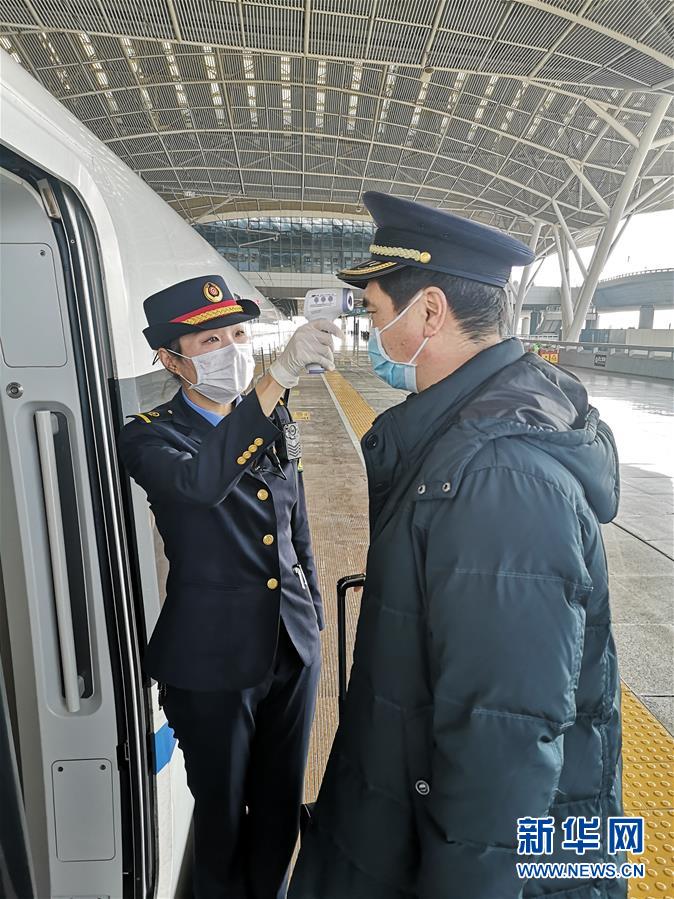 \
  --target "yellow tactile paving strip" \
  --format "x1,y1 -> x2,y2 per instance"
323,368 -> 674,898
324,369 -> 380,439
622,688 -> 674,895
